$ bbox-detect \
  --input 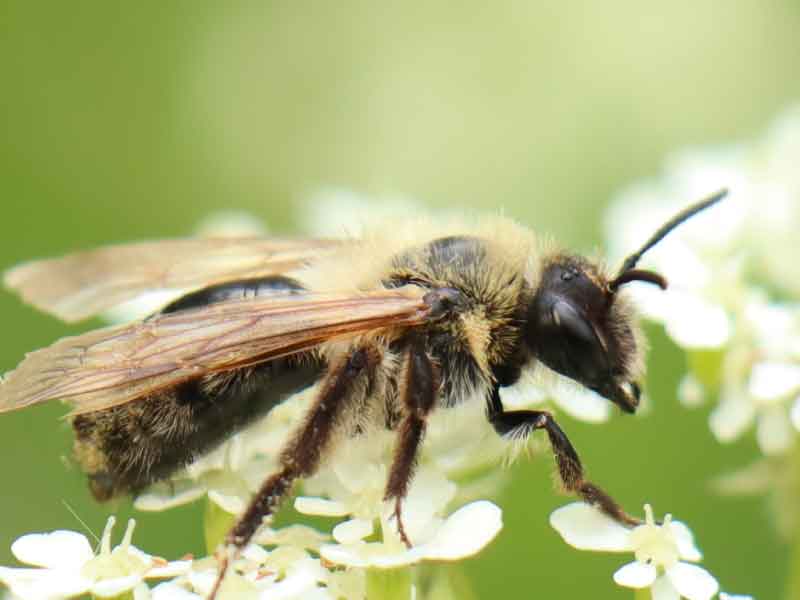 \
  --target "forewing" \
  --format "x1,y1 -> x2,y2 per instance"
4,237 -> 344,322
0,287 -> 431,416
